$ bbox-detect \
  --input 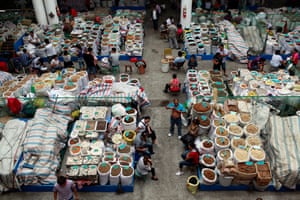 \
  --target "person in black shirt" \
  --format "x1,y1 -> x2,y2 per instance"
213,52 -> 222,71
83,47 -> 96,80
